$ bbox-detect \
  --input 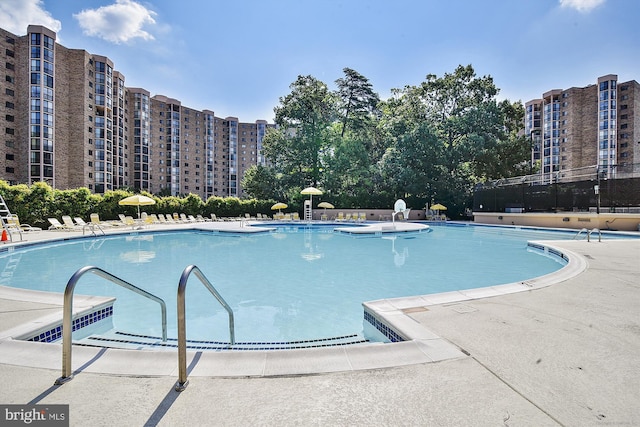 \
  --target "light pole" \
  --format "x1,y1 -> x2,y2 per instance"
594,167 -> 602,214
